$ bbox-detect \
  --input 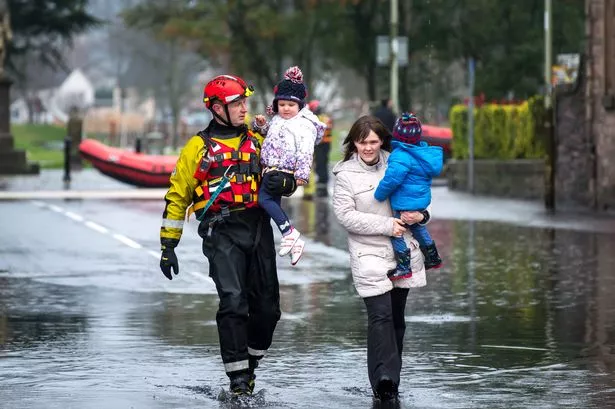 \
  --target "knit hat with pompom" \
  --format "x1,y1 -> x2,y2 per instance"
392,112 -> 422,145
272,66 -> 308,112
